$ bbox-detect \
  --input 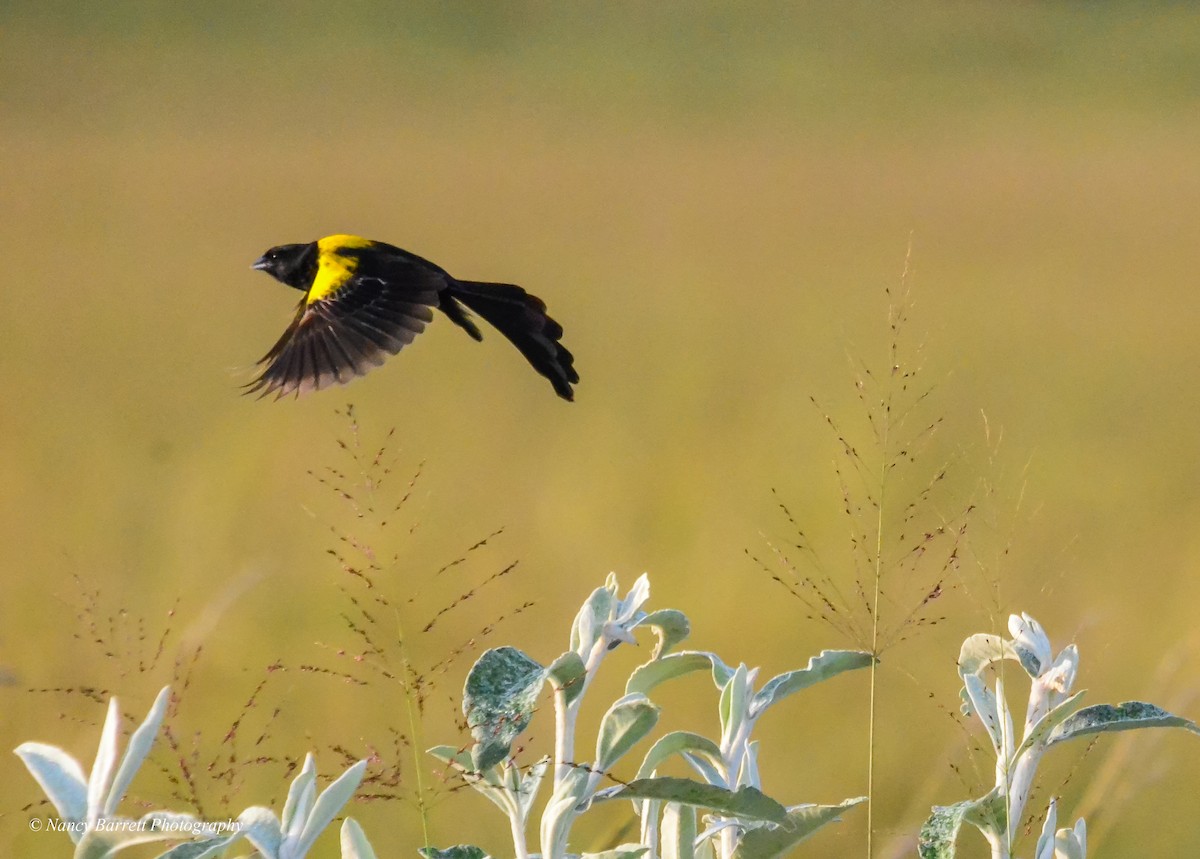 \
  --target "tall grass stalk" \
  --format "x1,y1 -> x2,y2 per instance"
395,608 -> 433,847
757,244 -> 971,857
865,245 -> 907,859
307,405 -> 528,846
